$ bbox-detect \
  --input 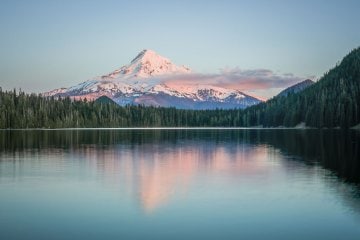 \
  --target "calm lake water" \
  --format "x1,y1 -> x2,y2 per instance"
0,129 -> 359,239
